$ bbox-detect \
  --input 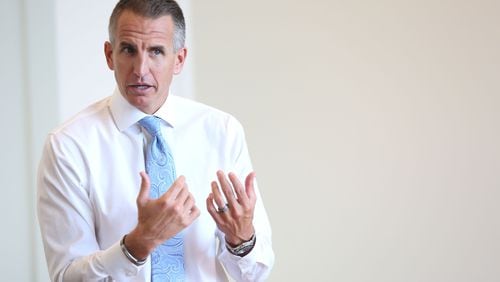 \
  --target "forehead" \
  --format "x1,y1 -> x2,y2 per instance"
115,10 -> 174,44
